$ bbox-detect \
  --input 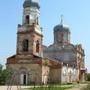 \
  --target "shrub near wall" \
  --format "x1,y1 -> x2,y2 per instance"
87,73 -> 90,81
0,65 -> 13,85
